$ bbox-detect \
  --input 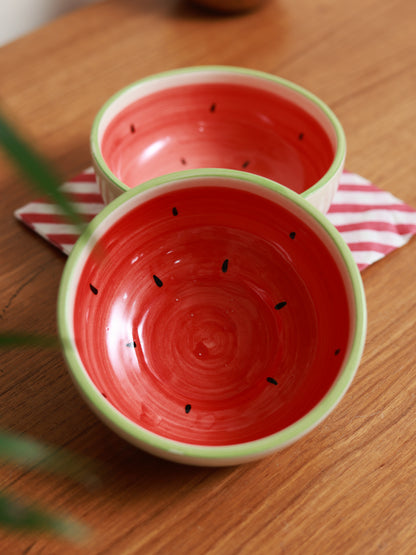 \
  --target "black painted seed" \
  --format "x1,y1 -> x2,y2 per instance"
274,301 -> 287,310
153,275 -> 163,287
210,103 -> 216,112
222,259 -> 229,273
101,392 -> 108,399
172,206 -> 178,216
299,132 -> 304,140
130,124 -> 136,133
267,377 -> 278,385
335,348 -> 341,356
126,341 -> 137,348
289,231 -> 296,239
89,283 -> 98,295
180,157 -> 187,165
185,404 -> 192,414
242,160 -> 250,169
